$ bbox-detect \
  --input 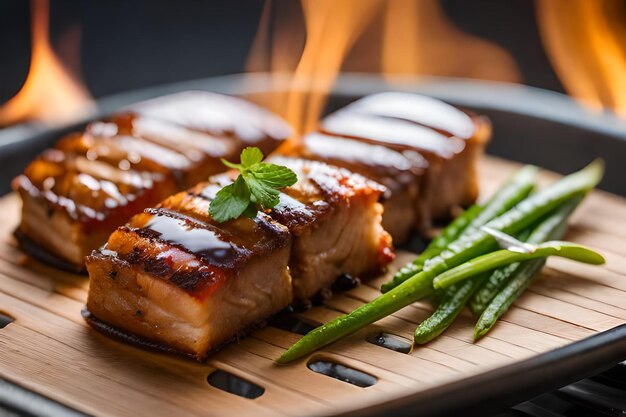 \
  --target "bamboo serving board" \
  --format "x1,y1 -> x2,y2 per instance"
0,156 -> 625,417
